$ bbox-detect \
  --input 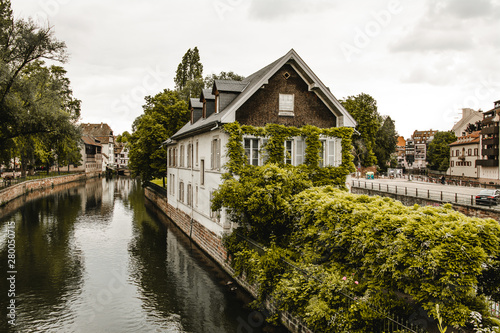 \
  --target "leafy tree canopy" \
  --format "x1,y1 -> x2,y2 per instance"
174,47 -> 203,101
340,93 -> 380,167
204,71 -> 245,88
116,131 -> 131,144
465,121 -> 483,134
374,116 -> 398,172
0,1 -> 81,164
128,89 -> 189,181
426,131 -> 456,171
